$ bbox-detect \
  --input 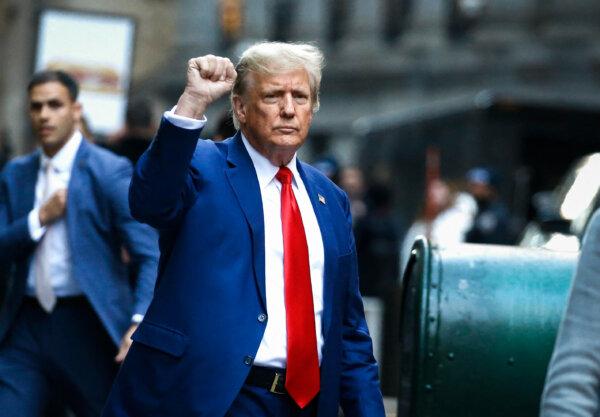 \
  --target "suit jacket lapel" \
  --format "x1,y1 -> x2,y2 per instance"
224,134 -> 267,310
13,152 -> 40,219
297,161 -> 338,339
65,139 -> 89,242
